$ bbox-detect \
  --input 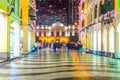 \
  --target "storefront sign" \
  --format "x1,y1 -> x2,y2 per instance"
119,0 -> 120,11
104,13 -> 108,20
110,10 -> 115,17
